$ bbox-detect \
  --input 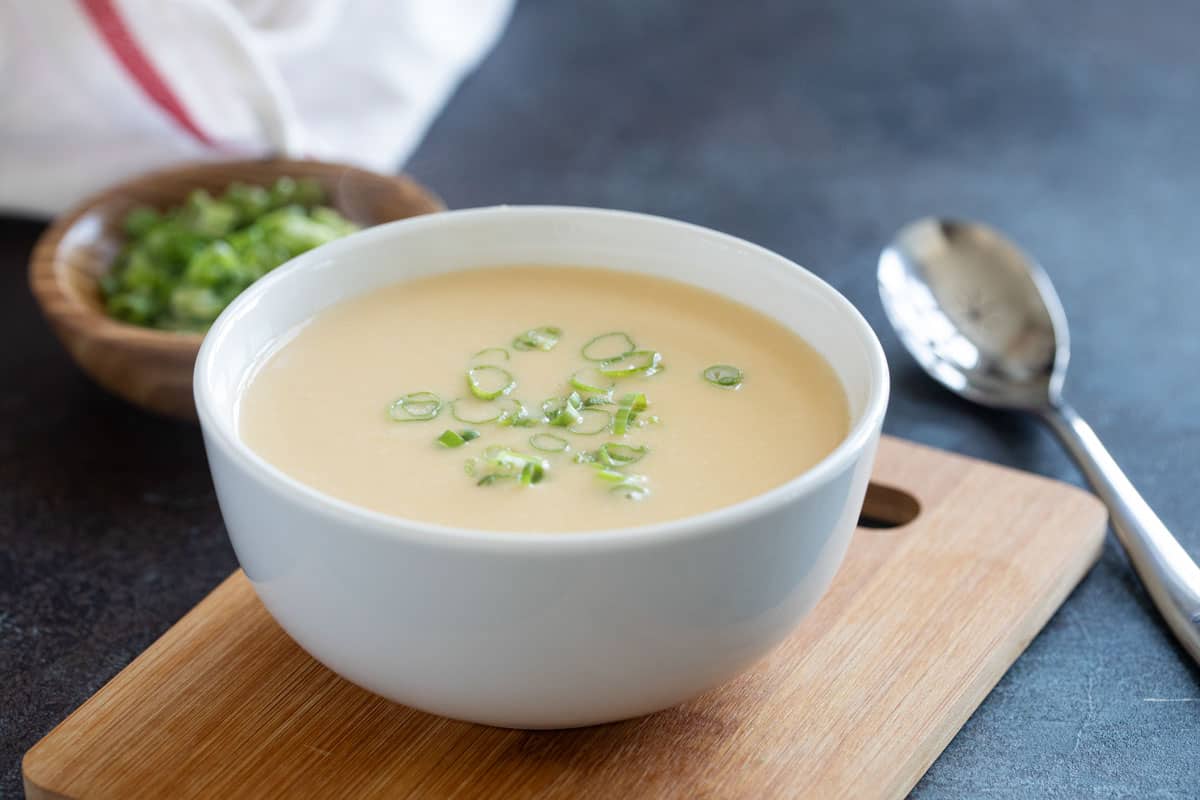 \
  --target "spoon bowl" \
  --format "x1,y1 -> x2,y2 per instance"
29,158 -> 443,421
879,218 -> 1068,409
879,217 -> 1200,664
